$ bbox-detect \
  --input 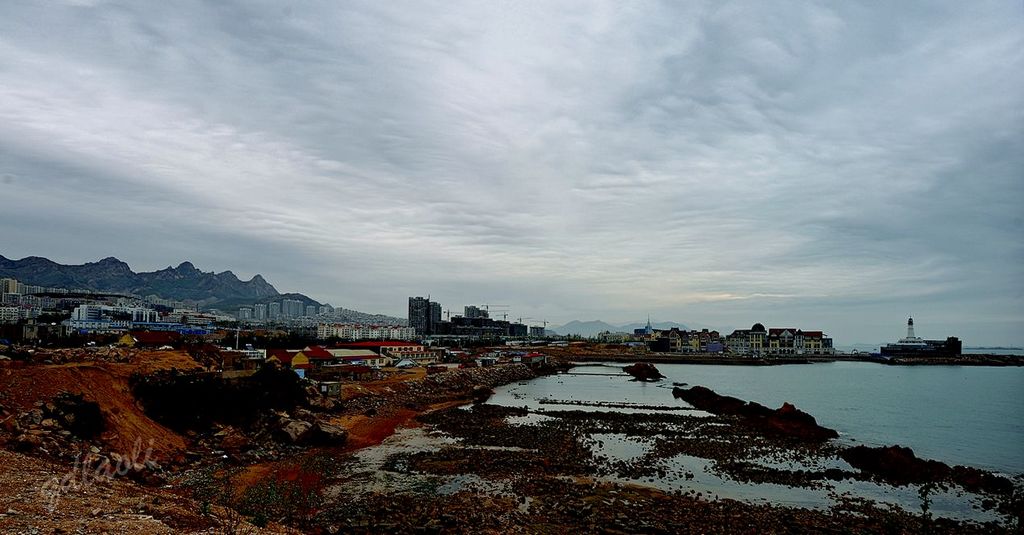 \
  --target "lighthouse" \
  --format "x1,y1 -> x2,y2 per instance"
897,317 -> 925,344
